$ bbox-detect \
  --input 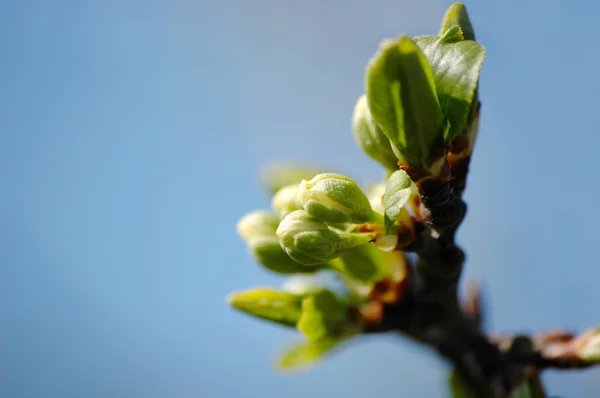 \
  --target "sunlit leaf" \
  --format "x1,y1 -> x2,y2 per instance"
228,288 -> 303,327
366,36 -> 443,167
383,170 -> 412,234
297,290 -> 347,341
413,34 -> 485,143
277,337 -> 343,370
